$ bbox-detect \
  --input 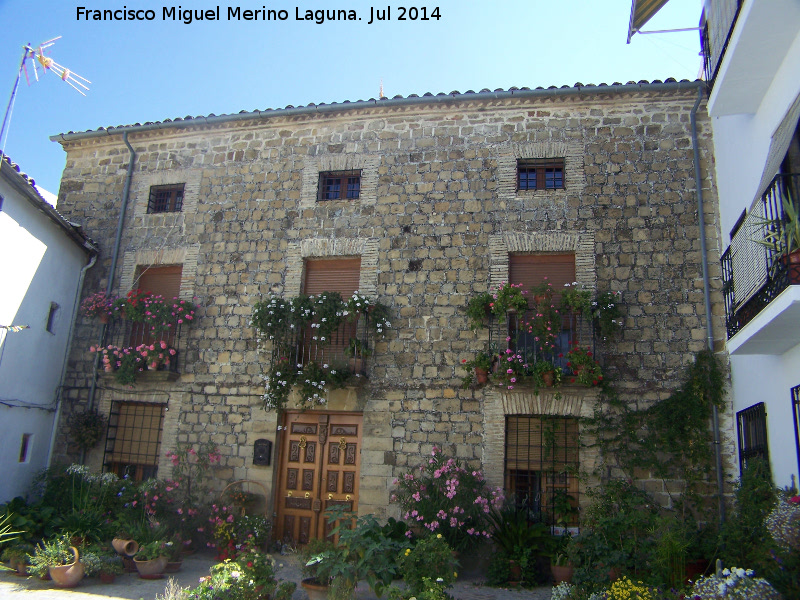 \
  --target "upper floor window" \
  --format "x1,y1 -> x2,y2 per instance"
517,158 -> 565,191
318,171 -> 361,201
147,184 -> 184,213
